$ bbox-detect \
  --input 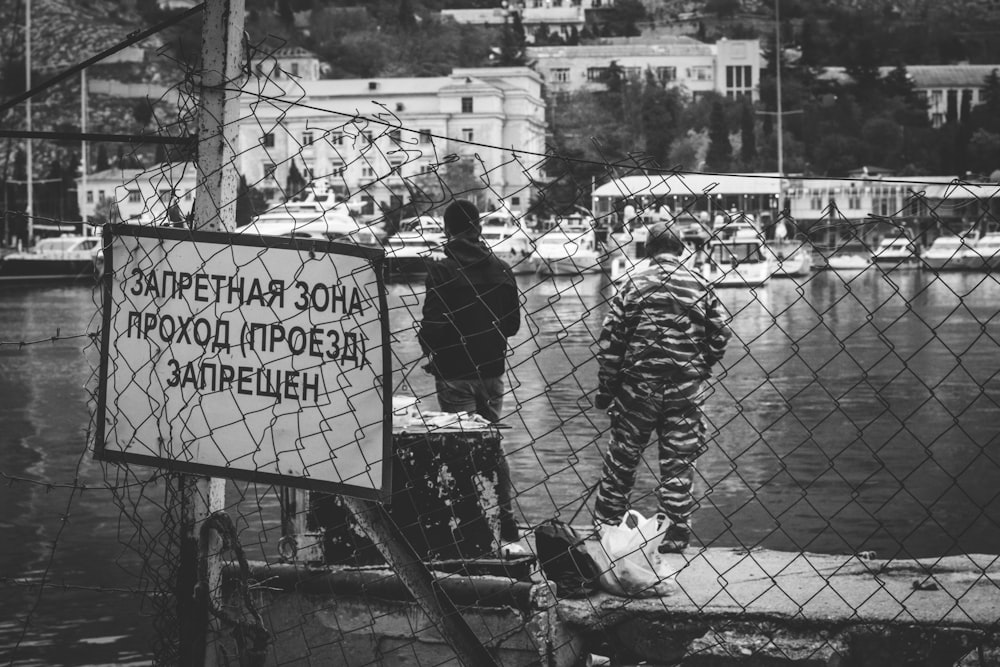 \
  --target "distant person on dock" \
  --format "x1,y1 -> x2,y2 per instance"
592,221 -> 732,553
418,198 -> 523,543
